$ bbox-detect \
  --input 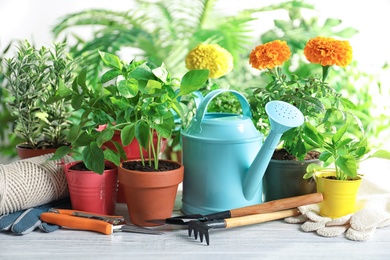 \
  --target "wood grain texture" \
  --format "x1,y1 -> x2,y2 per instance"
230,193 -> 322,217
